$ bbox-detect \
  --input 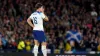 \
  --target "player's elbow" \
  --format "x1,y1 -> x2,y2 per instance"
44,18 -> 49,21
27,19 -> 29,22
27,18 -> 31,23
45,19 -> 49,21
